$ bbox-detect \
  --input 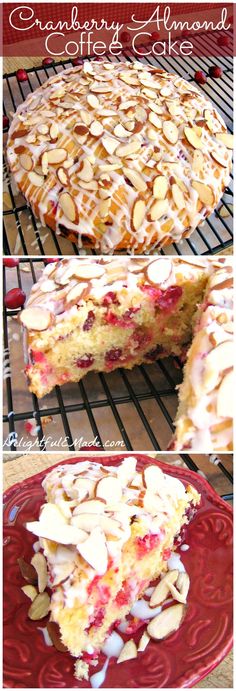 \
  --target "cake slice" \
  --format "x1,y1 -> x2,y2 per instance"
172,262 -> 233,451
26,457 -> 200,658
20,256 -> 209,398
